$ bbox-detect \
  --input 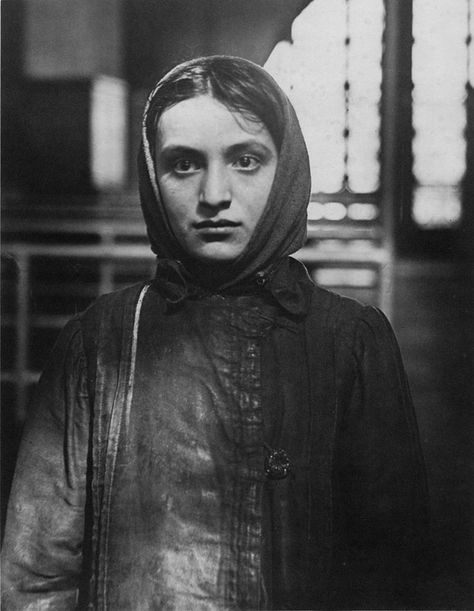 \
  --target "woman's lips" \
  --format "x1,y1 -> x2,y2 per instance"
193,220 -> 240,232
